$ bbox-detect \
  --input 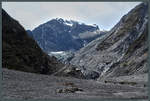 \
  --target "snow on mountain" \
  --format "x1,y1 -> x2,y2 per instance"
27,18 -> 106,53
